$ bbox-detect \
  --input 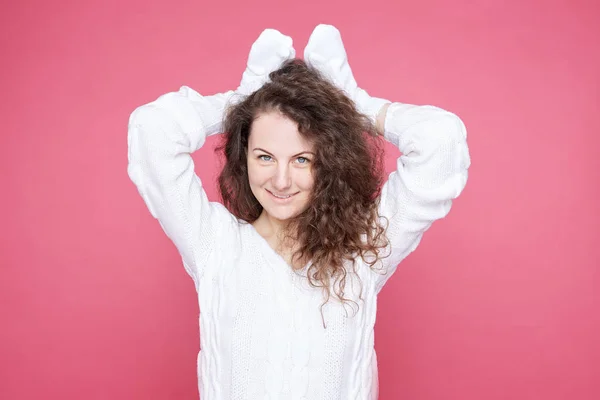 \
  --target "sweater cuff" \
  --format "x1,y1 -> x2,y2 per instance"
354,88 -> 390,125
